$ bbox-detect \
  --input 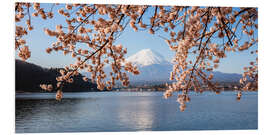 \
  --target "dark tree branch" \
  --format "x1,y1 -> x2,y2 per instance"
198,8 -> 211,50
136,6 -> 149,23
218,8 -> 233,46
182,7 -> 188,40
